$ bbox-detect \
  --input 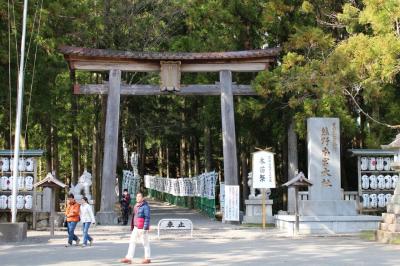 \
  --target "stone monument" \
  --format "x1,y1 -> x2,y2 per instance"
275,117 -> 381,235
300,118 -> 356,216
243,172 -> 274,224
